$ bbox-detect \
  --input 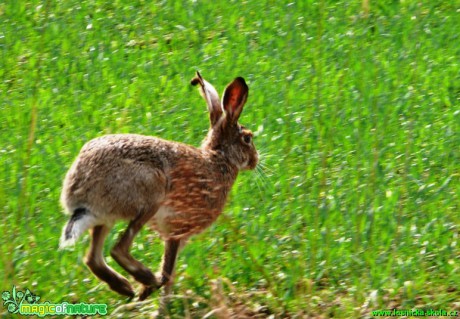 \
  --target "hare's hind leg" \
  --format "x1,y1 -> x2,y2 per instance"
110,209 -> 160,290
85,225 -> 135,298
139,238 -> 181,301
